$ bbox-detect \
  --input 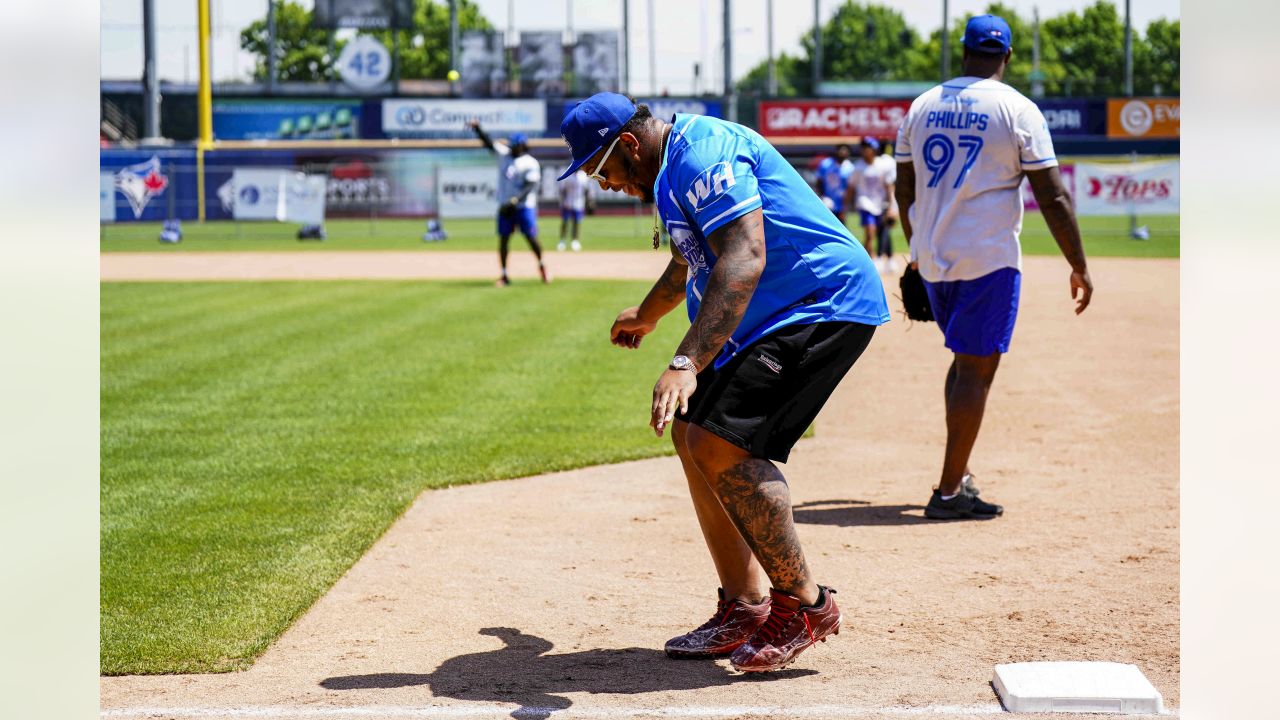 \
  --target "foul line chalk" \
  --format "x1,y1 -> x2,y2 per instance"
101,703 -> 1178,718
